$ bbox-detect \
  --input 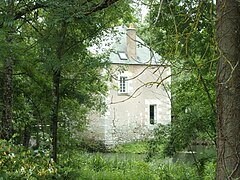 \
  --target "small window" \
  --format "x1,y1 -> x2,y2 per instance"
119,76 -> 127,93
118,52 -> 128,60
150,105 -> 157,124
